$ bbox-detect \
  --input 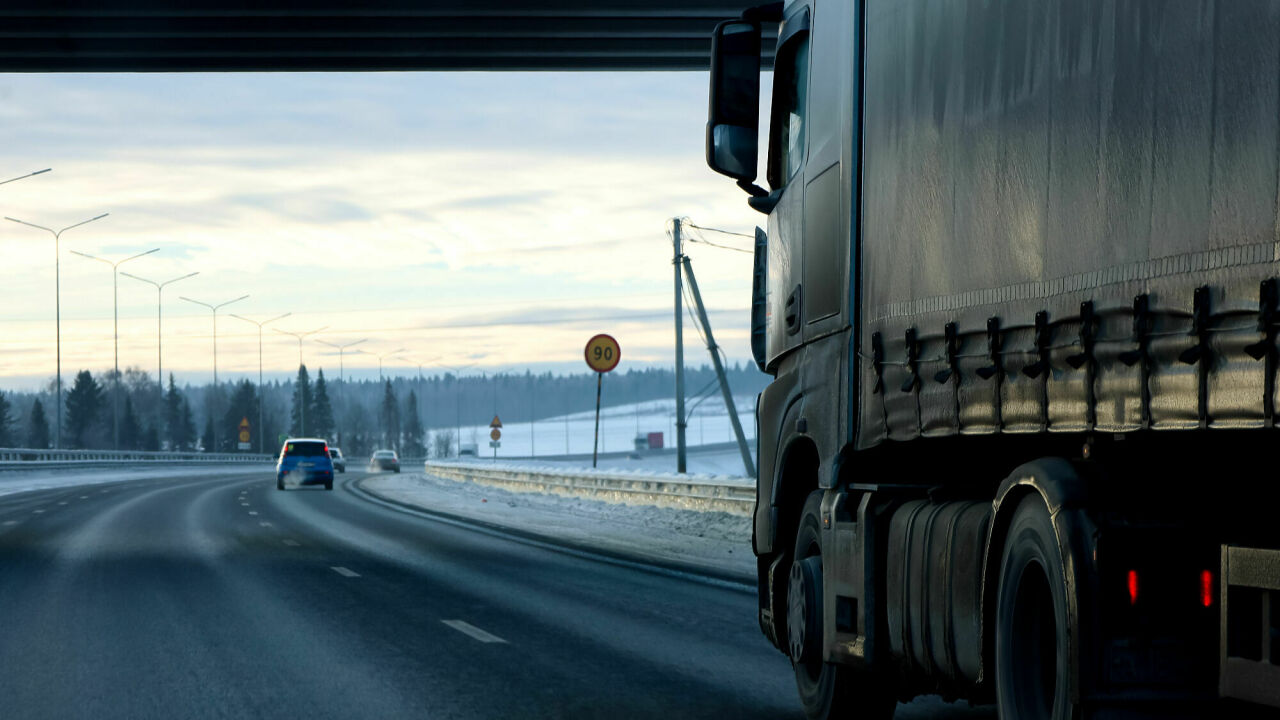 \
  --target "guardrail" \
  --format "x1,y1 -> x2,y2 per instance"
0,447 -> 273,466
421,460 -> 755,515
